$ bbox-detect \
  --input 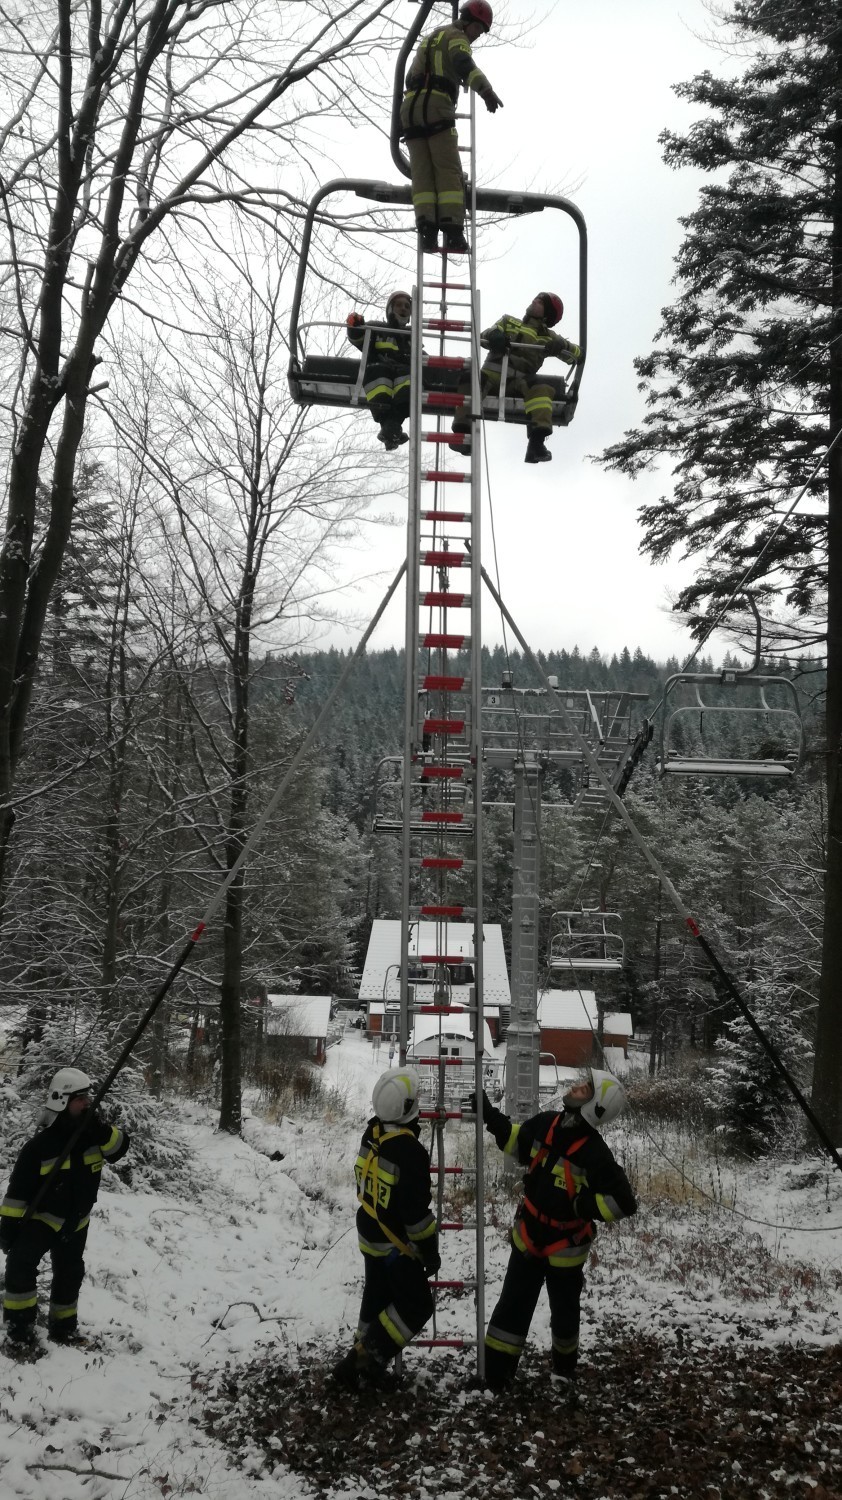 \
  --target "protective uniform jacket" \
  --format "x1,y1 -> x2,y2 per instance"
484,1102 -> 636,1260
354,1116 -> 438,1263
405,22 -> 492,110
0,1111 -> 129,1244
346,318 -> 412,367
481,314 -> 581,378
